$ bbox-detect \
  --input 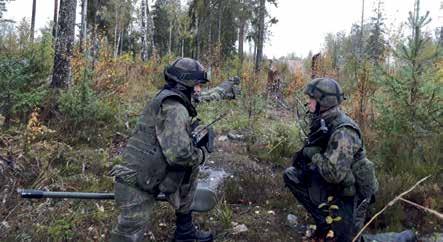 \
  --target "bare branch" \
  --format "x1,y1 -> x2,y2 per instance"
352,175 -> 432,242
399,197 -> 443,220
